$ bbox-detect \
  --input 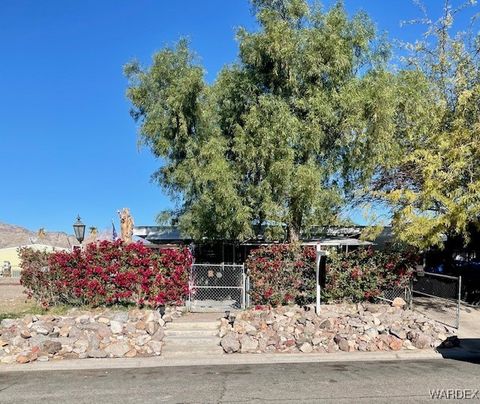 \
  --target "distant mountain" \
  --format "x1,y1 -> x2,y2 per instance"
0,222 -> 78,249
